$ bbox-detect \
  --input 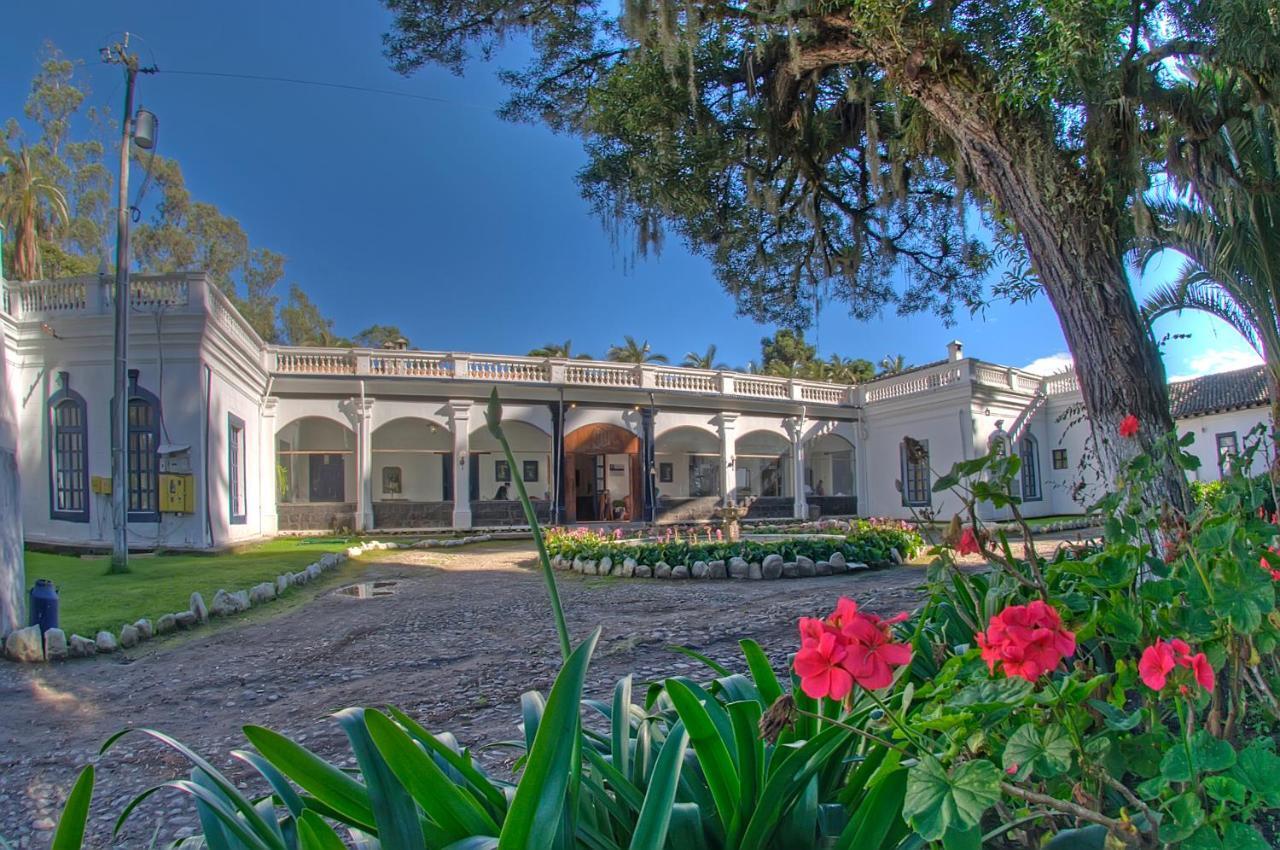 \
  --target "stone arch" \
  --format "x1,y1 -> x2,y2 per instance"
655,426 -> 721,500
806,432 -> 856,508
470,420 -> 553,501
734,429 -> 792,500
370,417 -> 452,505
275,417 -> 357,532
